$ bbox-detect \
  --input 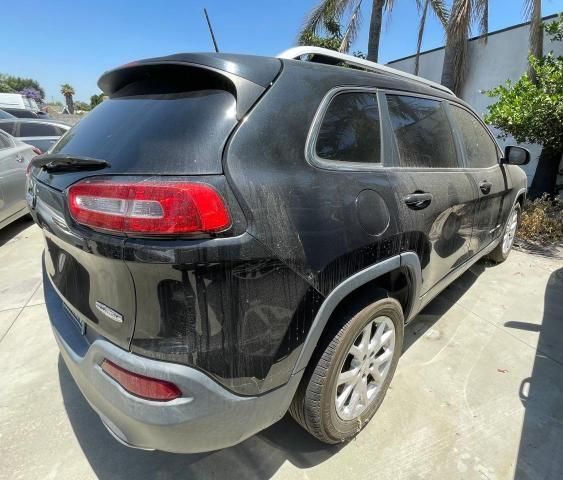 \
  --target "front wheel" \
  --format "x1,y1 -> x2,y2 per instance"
289,297 -> 404,444
488,202 -> 521,263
